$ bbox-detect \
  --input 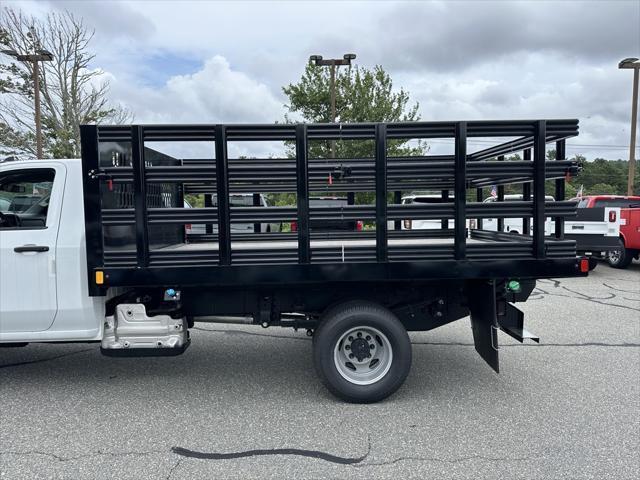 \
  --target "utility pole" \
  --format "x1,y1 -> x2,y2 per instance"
619,57 -> 640,196
309,53 -> 356,158
2,48 -> 54,159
